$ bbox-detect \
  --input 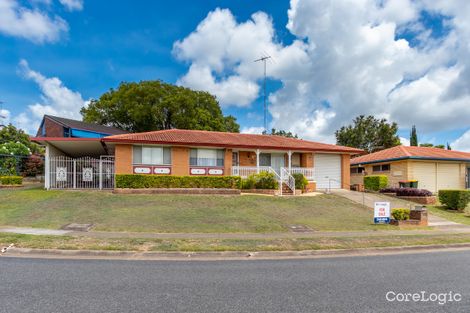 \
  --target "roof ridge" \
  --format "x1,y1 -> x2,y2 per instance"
399,145 -> 412,157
